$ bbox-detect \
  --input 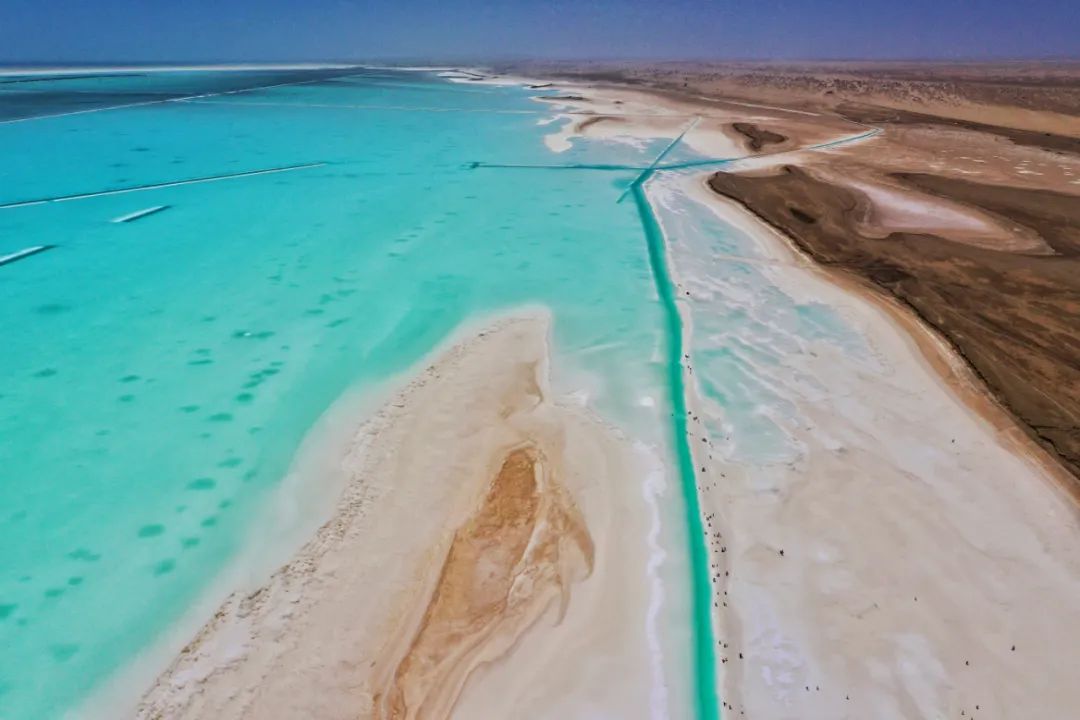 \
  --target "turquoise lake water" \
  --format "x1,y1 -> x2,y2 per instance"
0,68 -> 709,718
0,67 -> 879,720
